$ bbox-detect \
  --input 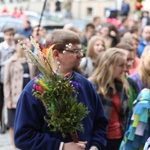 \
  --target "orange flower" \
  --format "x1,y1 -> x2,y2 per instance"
42,48 -> 47,55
